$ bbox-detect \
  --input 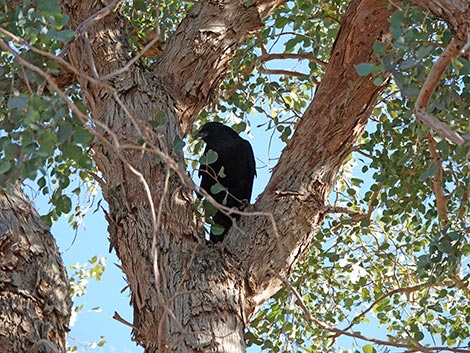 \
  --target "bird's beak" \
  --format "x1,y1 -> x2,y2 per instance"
195,130 -> 207,139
